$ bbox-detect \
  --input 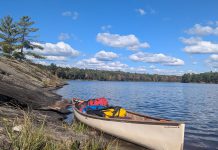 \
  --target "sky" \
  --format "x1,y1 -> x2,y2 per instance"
1,0 -> 218,75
